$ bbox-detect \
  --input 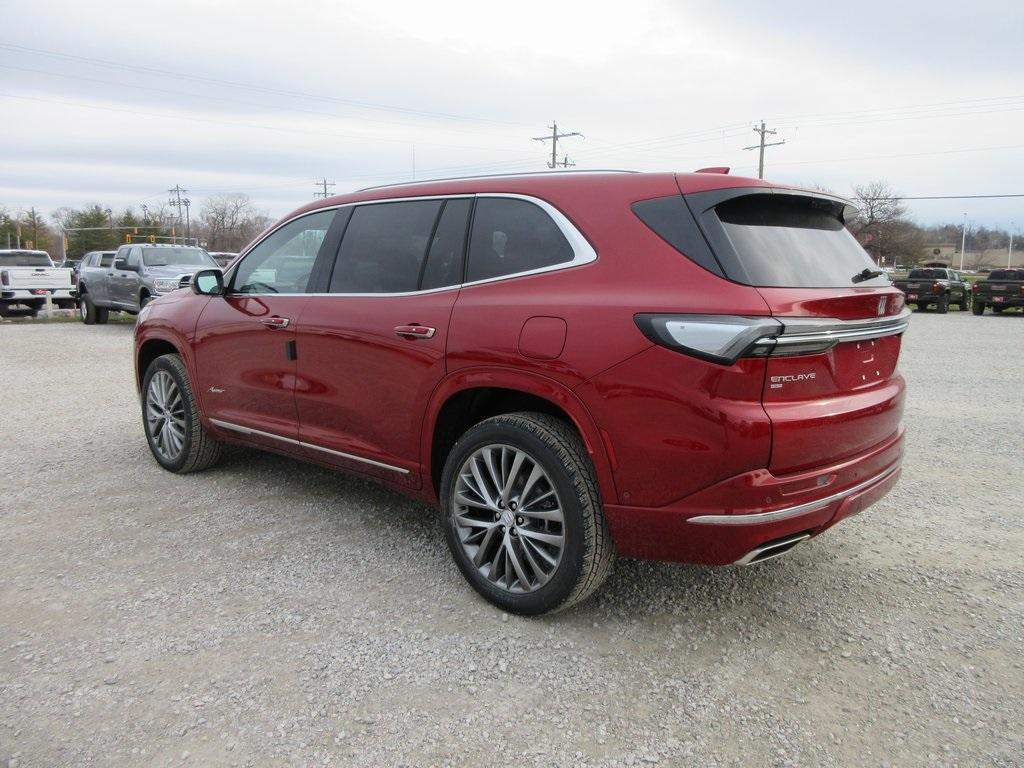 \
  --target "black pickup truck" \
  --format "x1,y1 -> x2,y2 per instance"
972,268 -> 1024,315
892,268 -> 970,313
